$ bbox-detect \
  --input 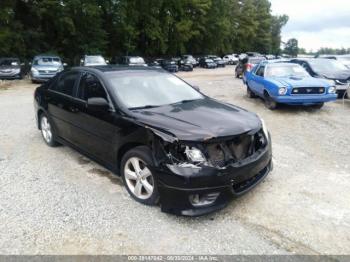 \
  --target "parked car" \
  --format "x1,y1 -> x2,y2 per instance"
316,55 -> 350,69
245,61 -> 337,109
80,55 -> 108,67
223,55 -> 238,65
0,57 -> 24,80
290,58 -> 350,97
181,55 -> 198,67
199,58 -> 217,69
178,59 -> 193,72
158,59 -> 178,72
235,56 -> 266,78
208,56 -> 226,67
30,55 -> 65,83
112,56 -> 147,67
34,66 -> 272,216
